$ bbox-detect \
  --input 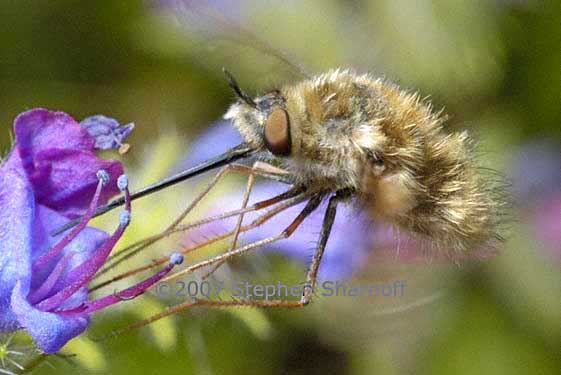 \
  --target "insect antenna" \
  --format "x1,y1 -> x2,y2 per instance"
223,67 -> 257,108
